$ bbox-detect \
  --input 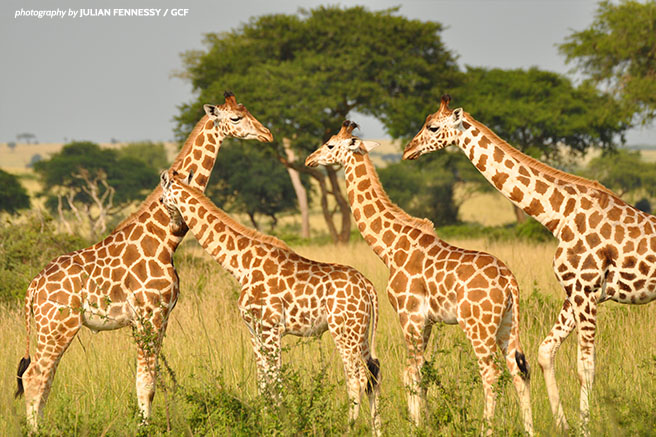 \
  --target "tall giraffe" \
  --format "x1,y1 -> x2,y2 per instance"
159,169 -> 382,435
14,92 -> 273,430
305,121 -> 533,434
403,95 -> 656,433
